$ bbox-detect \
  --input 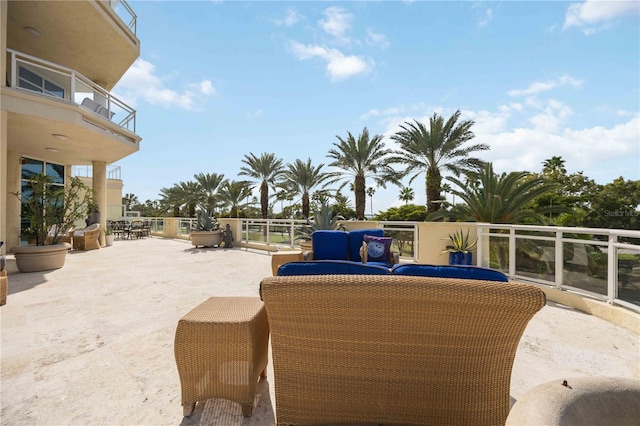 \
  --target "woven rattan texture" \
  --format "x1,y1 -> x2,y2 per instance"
74,226 -> 101,250
261,275 -> 546,425
174,297 -> 269,416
